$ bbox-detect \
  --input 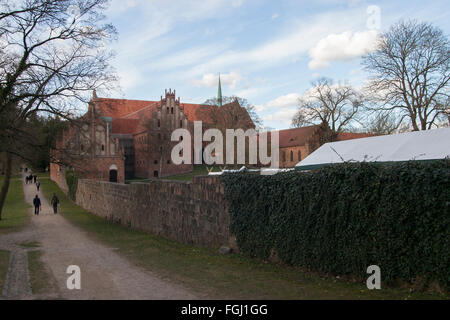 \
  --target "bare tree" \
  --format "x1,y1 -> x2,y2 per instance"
204,96 -> 263,129
362,20 -> 449,131
366,112 -> 399,135
200,97 -> 256,168
0,0 -> 117,219
291,78 -> 363,139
